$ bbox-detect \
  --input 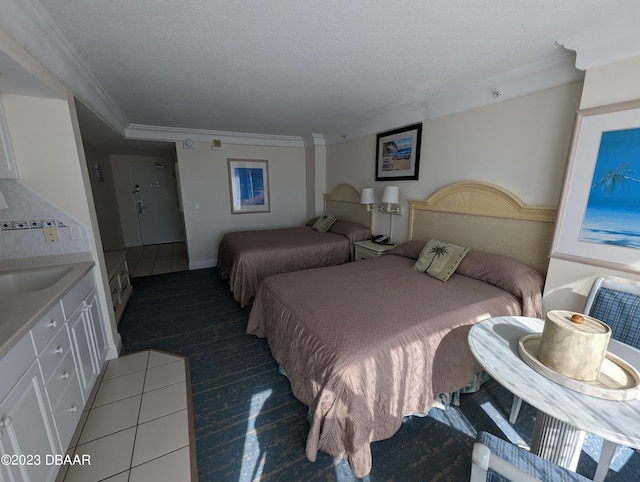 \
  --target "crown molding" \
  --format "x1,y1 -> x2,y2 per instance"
302,133 -> 326,147
324,101 -> 428,145
424,50 -> 582,119
325,49 -> 582,145
0,0 -> 128,133
0,29 -> 64,98
1,1 -> 305,149
125,124 -> 305,149
10,1 -> 627,151
558,14 -> 640,70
